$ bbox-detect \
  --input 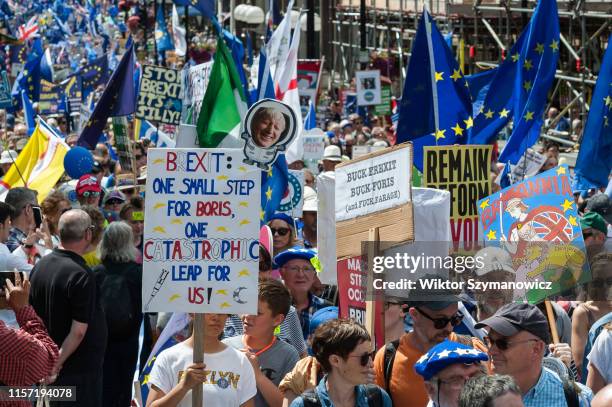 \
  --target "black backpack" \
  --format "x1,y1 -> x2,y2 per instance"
98,268 -> 137,339
300,384 -> 383,407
